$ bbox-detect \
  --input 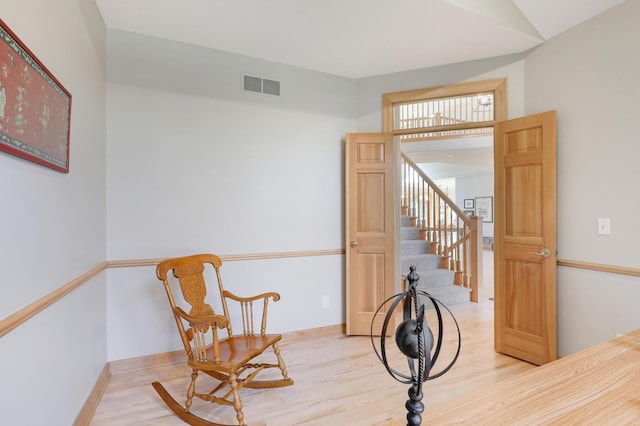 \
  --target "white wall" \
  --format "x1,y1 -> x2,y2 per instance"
107,255 -> 344,360
0,1 -> 107,425
355,54 -> 527,132
456,173 -> 494,238
105,30 -> 355,360
102,29 -> 537,362
524,0 -> 640,355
